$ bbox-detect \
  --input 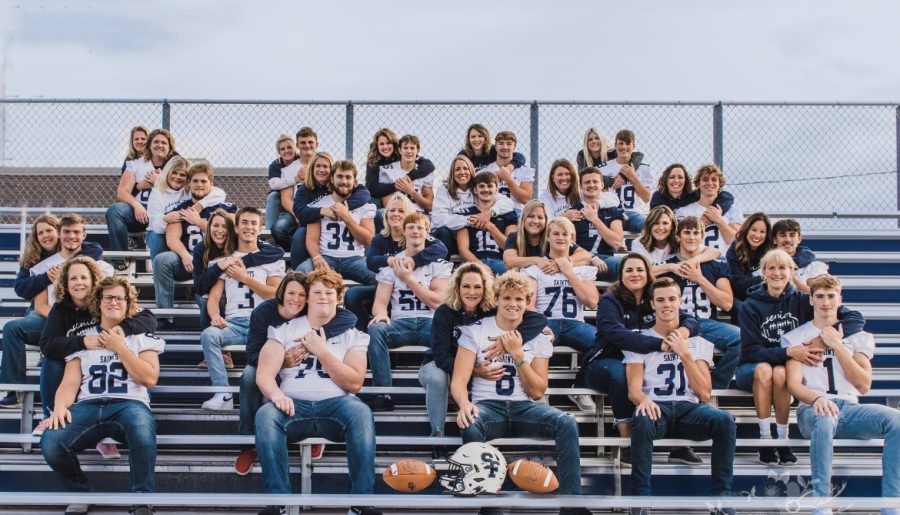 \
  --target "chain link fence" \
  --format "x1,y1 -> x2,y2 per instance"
0,100 -> 897,229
